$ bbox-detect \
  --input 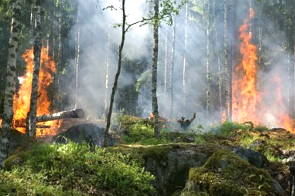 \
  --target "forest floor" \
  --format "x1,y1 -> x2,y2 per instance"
0,115 -> 294,195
